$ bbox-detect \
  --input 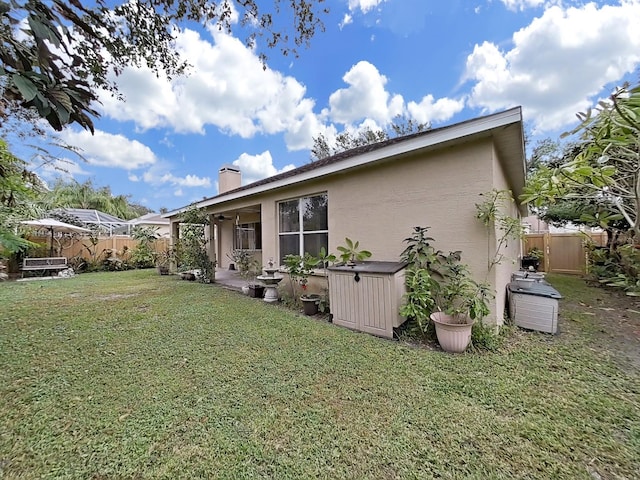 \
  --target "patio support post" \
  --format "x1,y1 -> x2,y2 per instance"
207,214 -> 216,268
